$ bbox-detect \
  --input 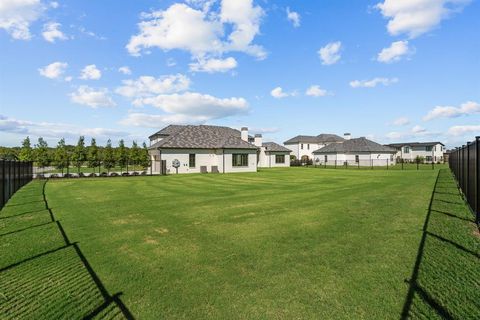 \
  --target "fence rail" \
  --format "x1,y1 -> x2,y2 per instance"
448,136 -> 479,225
1,160 -> 33,210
